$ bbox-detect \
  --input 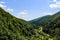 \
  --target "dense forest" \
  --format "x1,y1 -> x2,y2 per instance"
29,12 -> 60,40
0,7 -> 60,40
